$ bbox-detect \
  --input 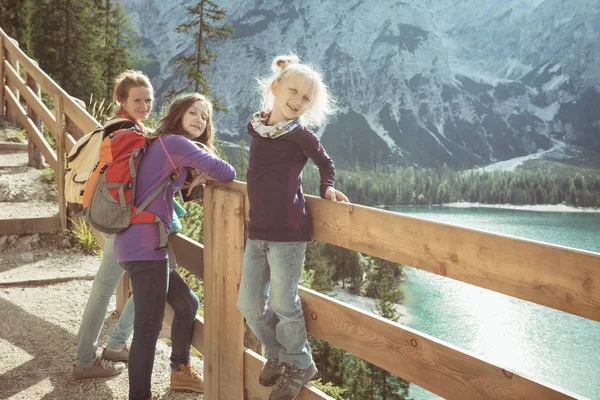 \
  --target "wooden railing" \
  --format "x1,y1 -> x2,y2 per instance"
2,27 -> 599,400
